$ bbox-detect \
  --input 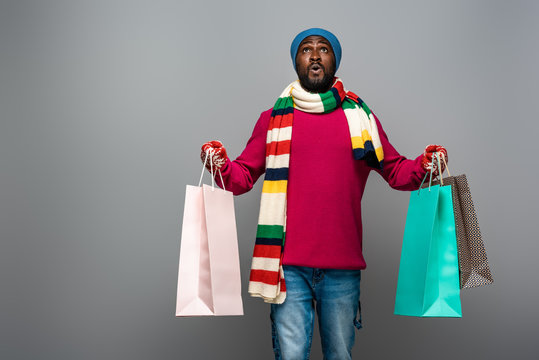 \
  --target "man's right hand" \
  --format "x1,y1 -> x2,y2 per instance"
200,140 -> 228,170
